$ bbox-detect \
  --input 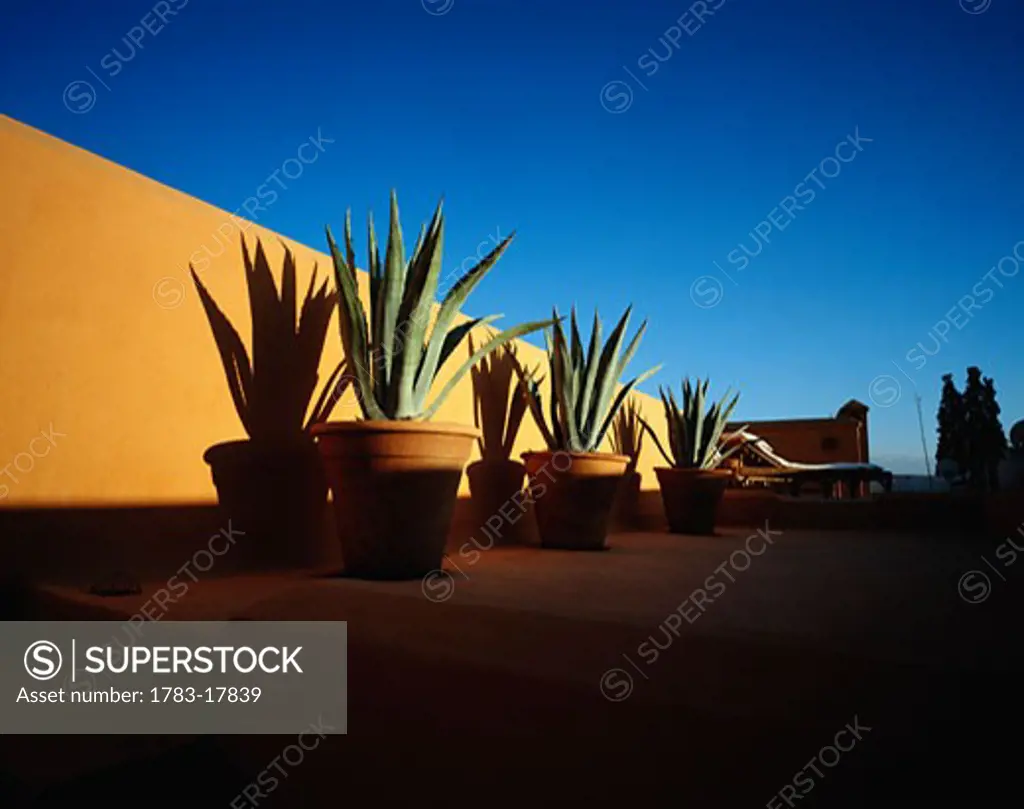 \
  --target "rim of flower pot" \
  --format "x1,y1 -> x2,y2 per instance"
310,420 -> 480,440
202,438 -> 317,465
467,457 -> 525,469
521,450 -> 631,464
